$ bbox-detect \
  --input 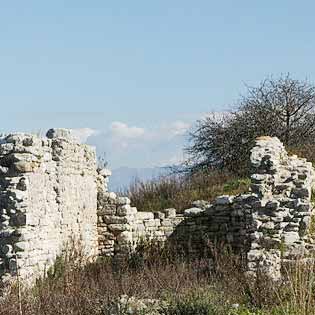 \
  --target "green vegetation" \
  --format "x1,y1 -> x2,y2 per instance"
184,75 -> 315,176
3,242 -> 315,315
125,171 -> 250,212
4,75 -> 315,314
